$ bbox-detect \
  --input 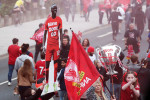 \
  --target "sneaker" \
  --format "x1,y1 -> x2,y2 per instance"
8,82 -> 11,86
53,82 -> 57,91
44,84 -> 49,93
